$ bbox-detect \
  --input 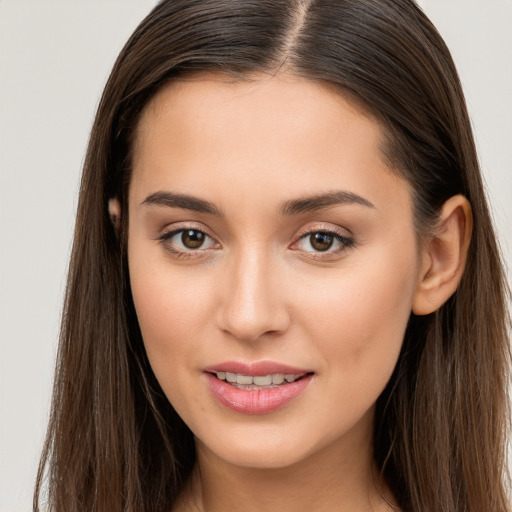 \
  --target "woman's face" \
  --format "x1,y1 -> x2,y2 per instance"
127,75 -> 423,469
